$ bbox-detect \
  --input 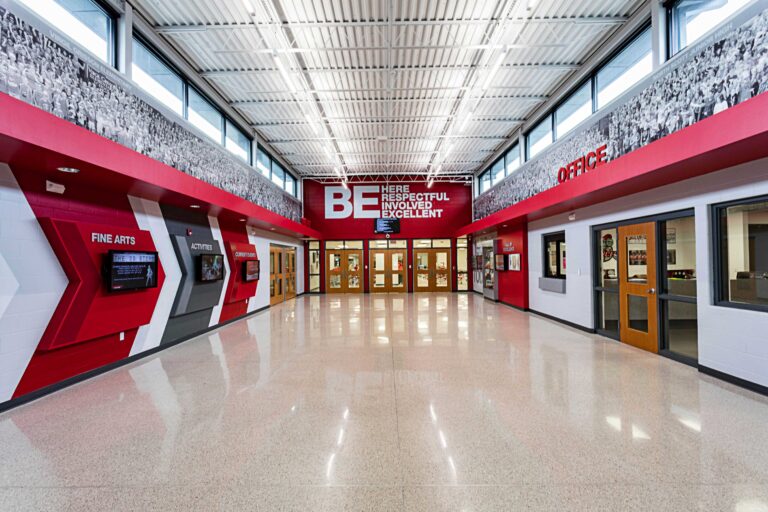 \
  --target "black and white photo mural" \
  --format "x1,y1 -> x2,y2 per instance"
474,7 -> 768,221
0,6 -> 302,223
